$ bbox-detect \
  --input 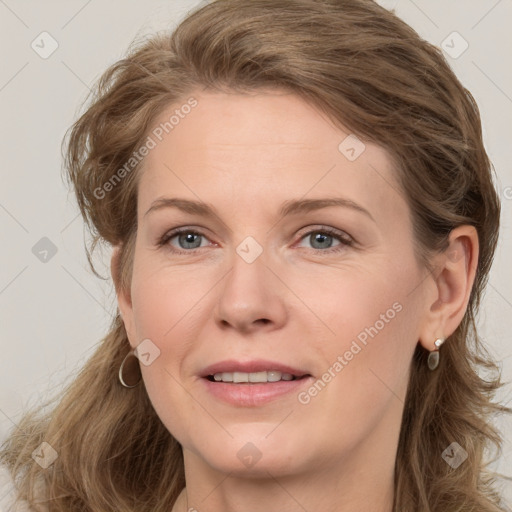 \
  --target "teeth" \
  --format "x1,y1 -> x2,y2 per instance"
233,372 -> 249,383
211,371 -> 298,383
248,371 -> 267,383
267,371 -> 282,382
